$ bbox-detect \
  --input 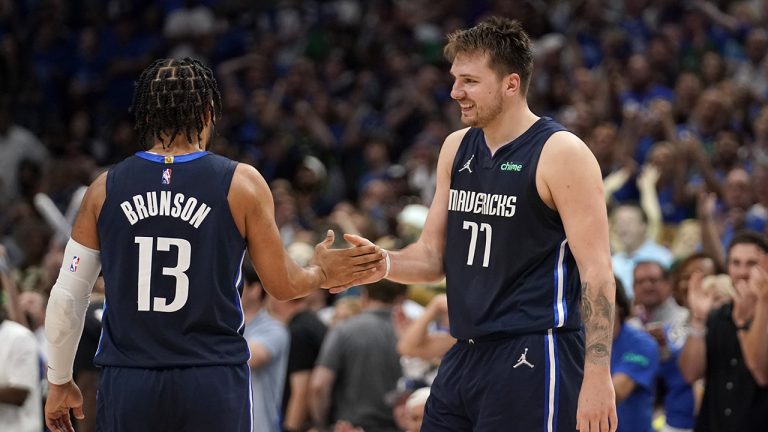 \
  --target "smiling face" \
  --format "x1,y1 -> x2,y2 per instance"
450,51 -> 508,128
